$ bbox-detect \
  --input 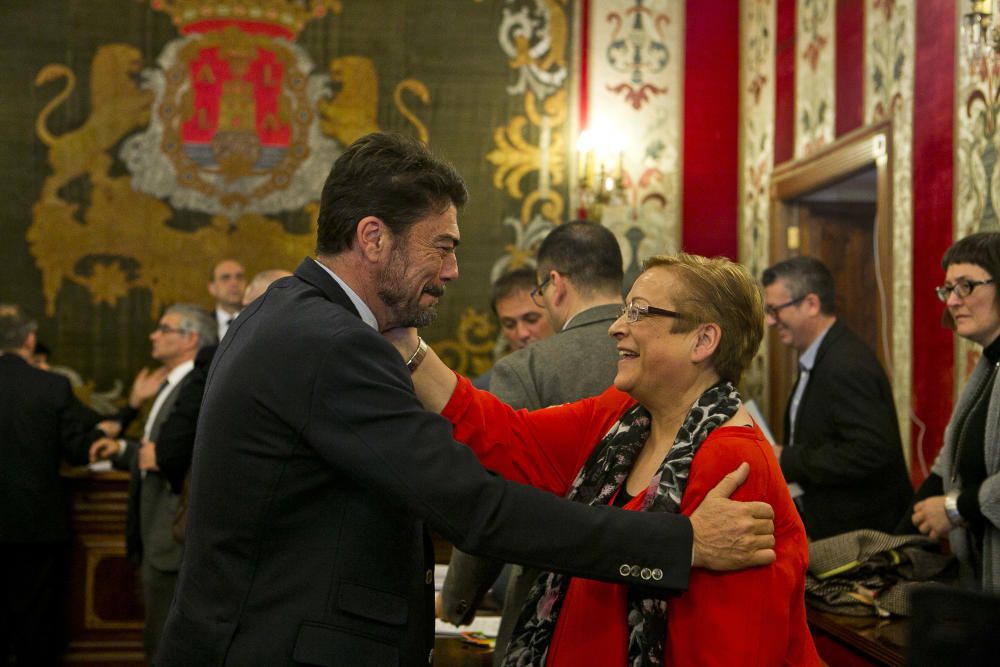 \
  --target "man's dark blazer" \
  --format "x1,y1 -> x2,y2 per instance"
157,259 -> 694,667
780,319 -> 912,539
0,353 -> 101,543
155,344 -> 216,494
116,369 -> 197,570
